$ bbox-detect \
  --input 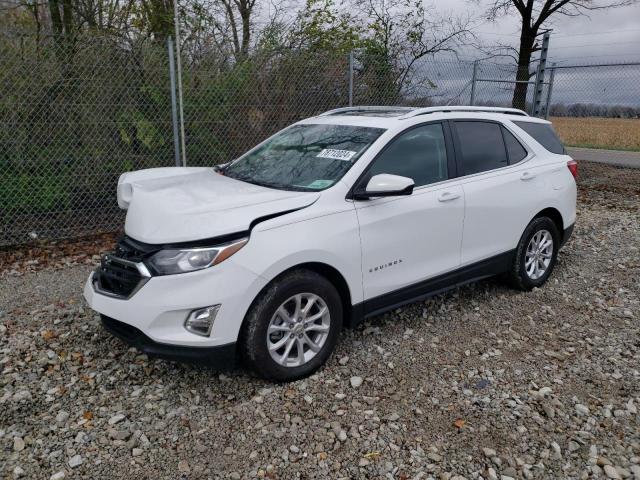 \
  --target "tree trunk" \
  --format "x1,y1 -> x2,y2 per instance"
48,0 -> 63,45
512,28 -> 535,111
239,1 -> 251,59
